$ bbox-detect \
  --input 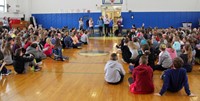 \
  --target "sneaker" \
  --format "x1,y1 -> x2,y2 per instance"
2,70 -> 12,76
61,58 -> 66,61
63,56 -> 69,60
34,66 -> 41,72
37,61 -> 43,65
77,46 -> 82,49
